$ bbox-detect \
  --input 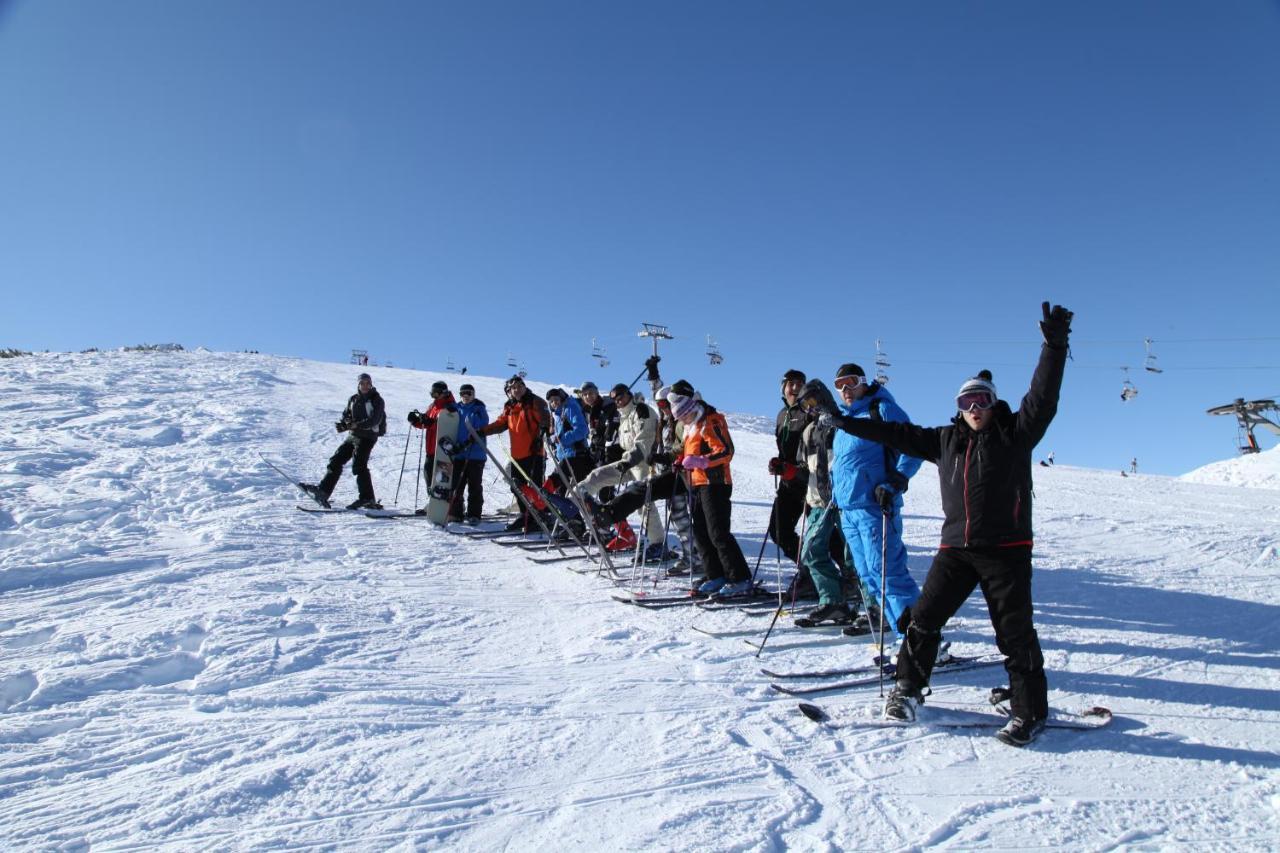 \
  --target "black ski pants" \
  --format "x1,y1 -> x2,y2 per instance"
609,469 -> 687,518
549,454 -> 594,494
895,545 -> 1047,721
449,458 -> 485,519
422,454 -> 435,491
768,480 -> 806,562
320,434 -> 378,501
769,480 -> 821,595
691,483 -> 749,583
509,454 -> 546,528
